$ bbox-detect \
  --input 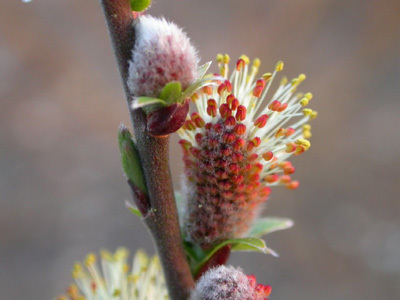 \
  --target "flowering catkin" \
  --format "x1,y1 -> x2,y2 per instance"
179,55 -> 316,247
128,15 -> 199,98
190,265 -> 271,300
